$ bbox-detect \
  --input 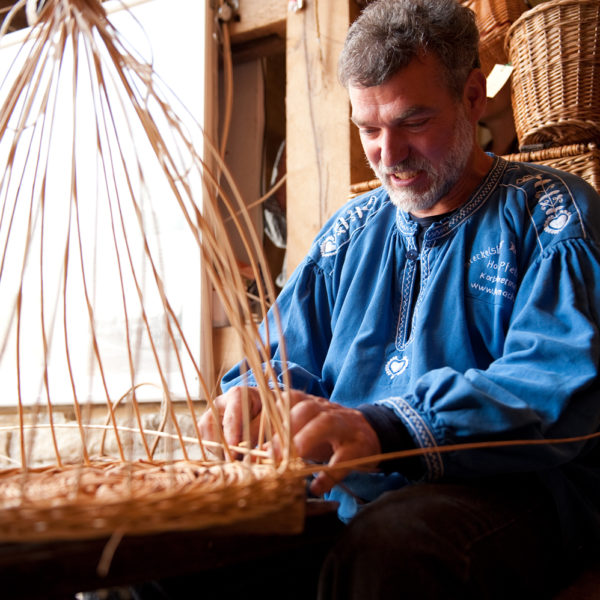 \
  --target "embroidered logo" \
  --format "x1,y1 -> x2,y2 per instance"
320,235 -> 337,256
543,209 -> 571,234
385,356 -> 408,379
518,173 -> 572,235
